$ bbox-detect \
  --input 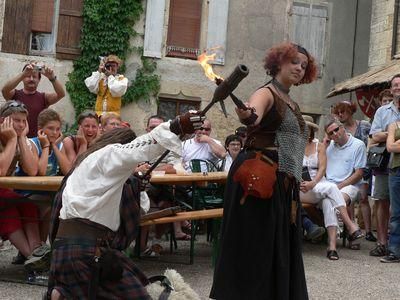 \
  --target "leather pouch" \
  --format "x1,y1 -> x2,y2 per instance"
233,152 -> 278,205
